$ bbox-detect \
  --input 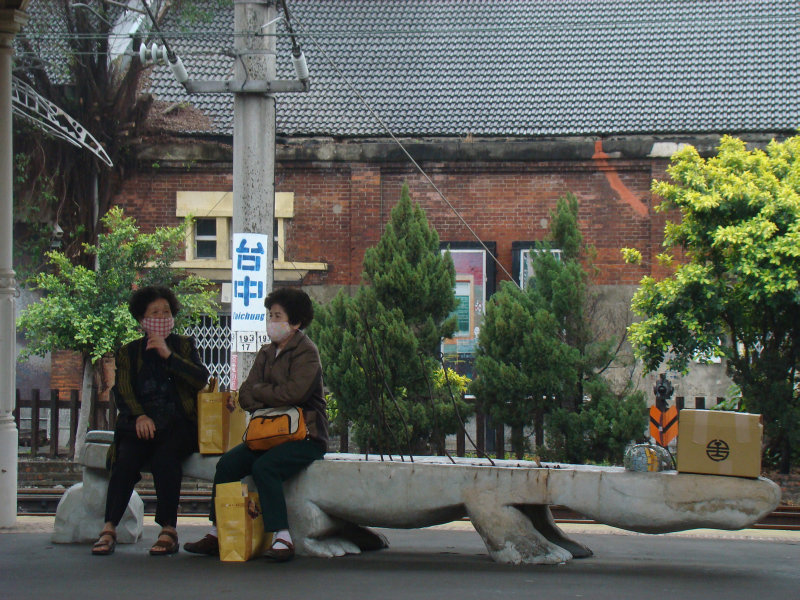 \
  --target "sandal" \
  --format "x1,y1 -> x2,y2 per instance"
149,528 -> 179,556
92,529 -> 117,556
263,538 -> 294,562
